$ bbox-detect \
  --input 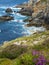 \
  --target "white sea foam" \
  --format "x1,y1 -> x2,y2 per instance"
19,20 -> 23,22
12,19 -> 23,23
0,6 -> 7,9
16,13 -> 26,17
11,7 -> 21,10
22,26 -> 46,35
0,30 -> 1,32
13,19 -> 18,22
2,11 -> 5,13
35,27 -> 46,32
12,12 -> 15,14
9,19 -> 19,22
